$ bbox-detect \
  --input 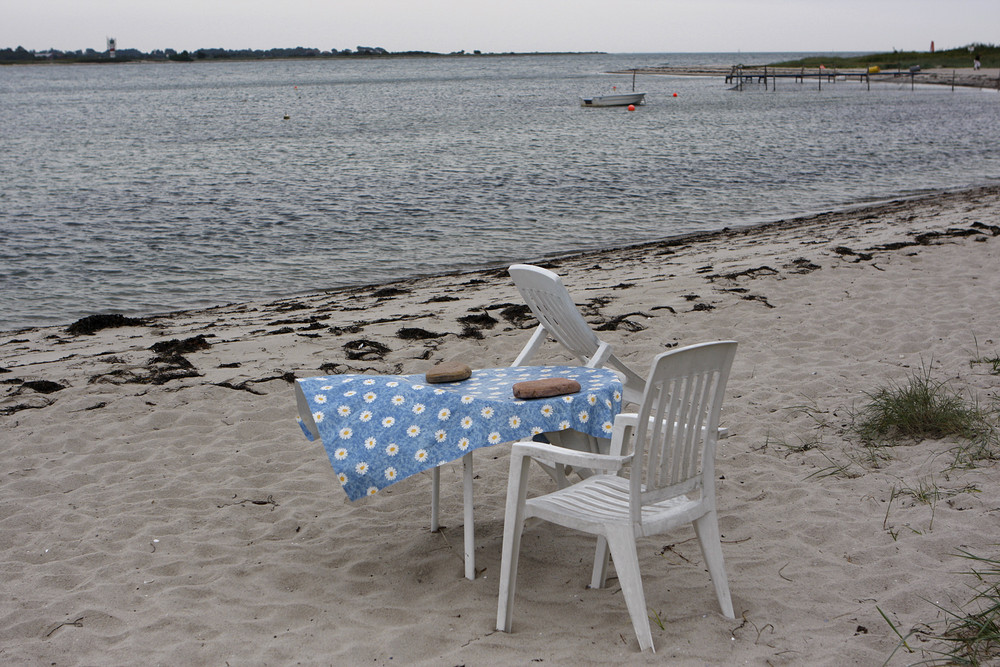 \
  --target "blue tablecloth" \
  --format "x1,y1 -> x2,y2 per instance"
296,366 -> 623,500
